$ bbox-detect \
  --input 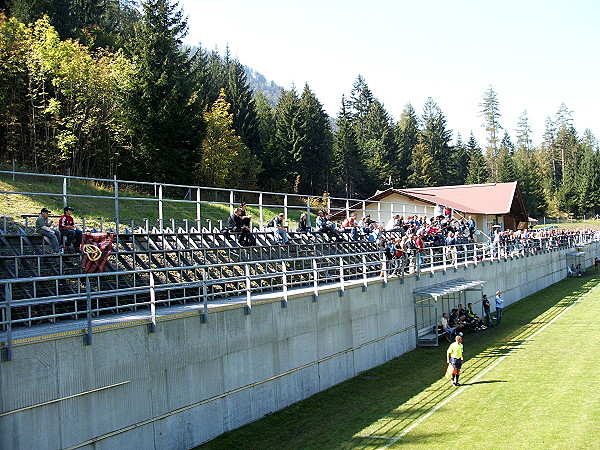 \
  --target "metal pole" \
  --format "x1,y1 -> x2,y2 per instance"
149,273 -> 157,333
281,261 -> 288,307
259,192 -> 264,231
196,188 -> 201,230
3,284 -> 13,361
114,176 -> 120,248
339,256 -> 345,294
200,270 -> 208,323
158,184 -> 163,232
312,257 -> 319,299
245,264 -> 252,315
85,277 -> 92,345
62,176 -> 68,208
230,190 -> 235,215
